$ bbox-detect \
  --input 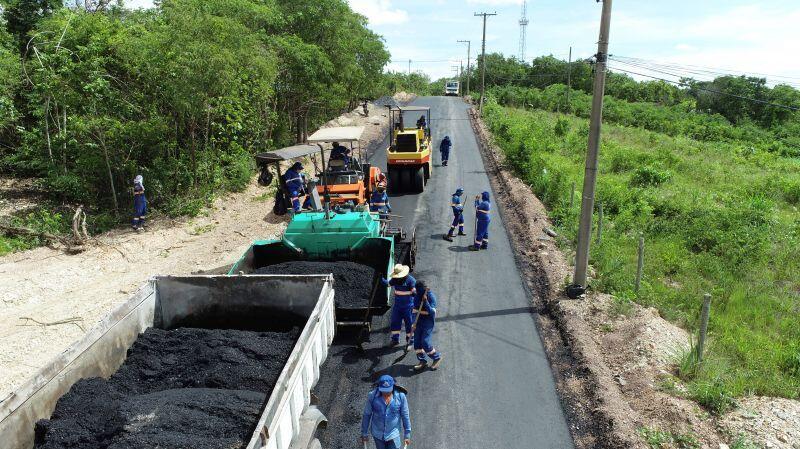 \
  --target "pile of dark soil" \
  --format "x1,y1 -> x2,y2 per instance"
35,327 -> 298,449
255,261 -> 376,308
